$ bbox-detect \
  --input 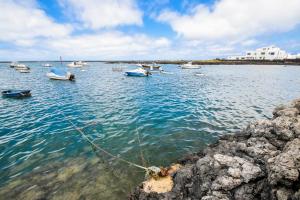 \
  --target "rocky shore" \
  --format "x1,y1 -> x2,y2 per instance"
130,99 -> 300,200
